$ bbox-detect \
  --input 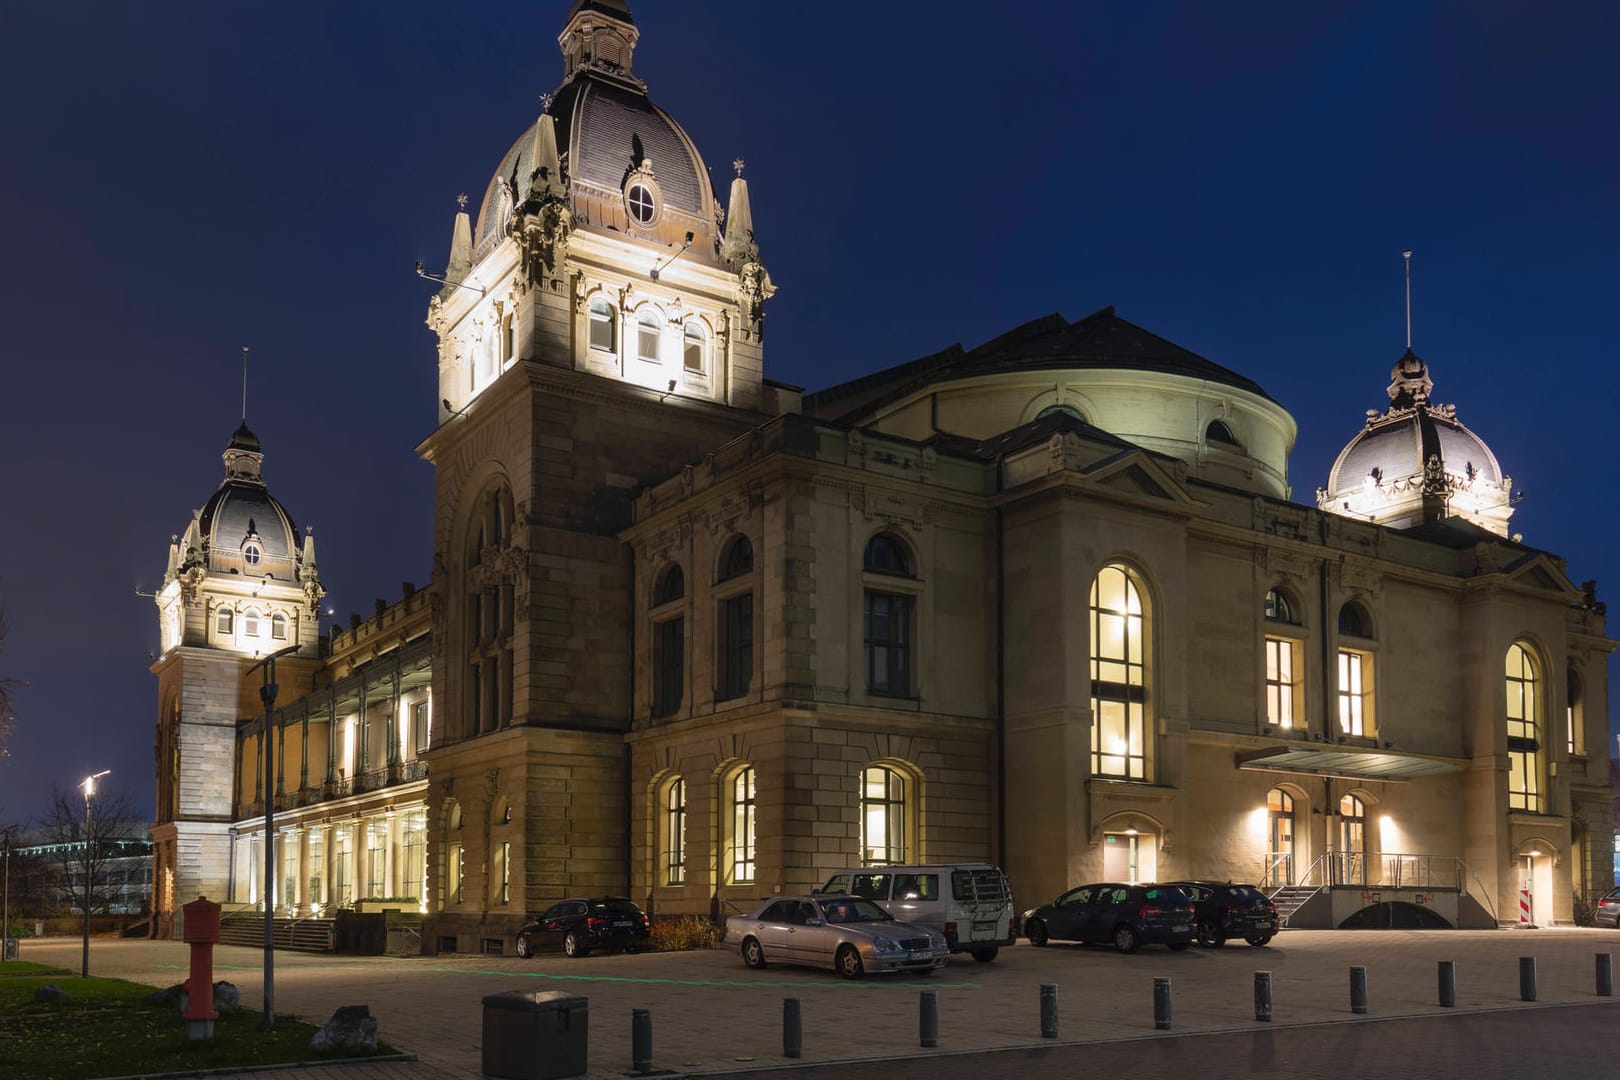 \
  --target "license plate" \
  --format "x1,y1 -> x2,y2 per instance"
973,921 -> 996,933
1171,924 -> 1188,933
614,921 -> 632,928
